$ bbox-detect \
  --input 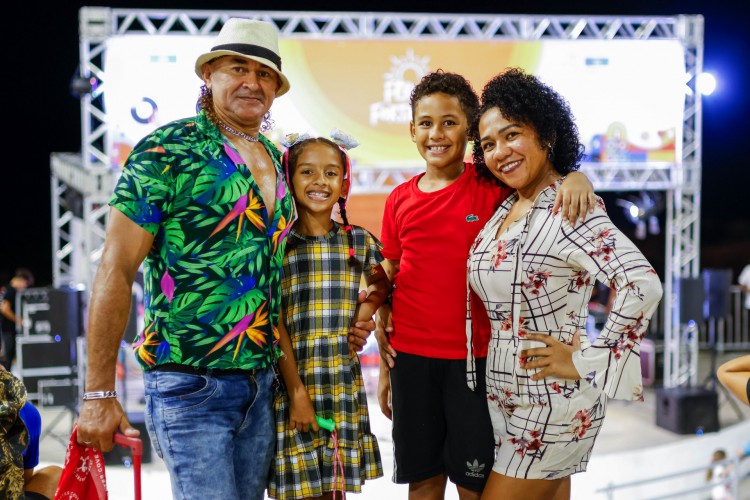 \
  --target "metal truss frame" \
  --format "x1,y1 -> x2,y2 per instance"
51,7 -> 704,385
